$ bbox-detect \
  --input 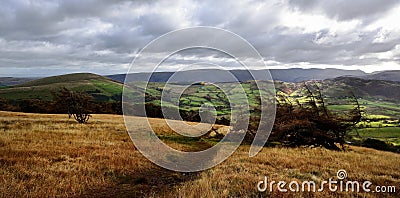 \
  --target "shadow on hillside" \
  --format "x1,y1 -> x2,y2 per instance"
76,139 -> 215,197
77,166 -> 199,197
